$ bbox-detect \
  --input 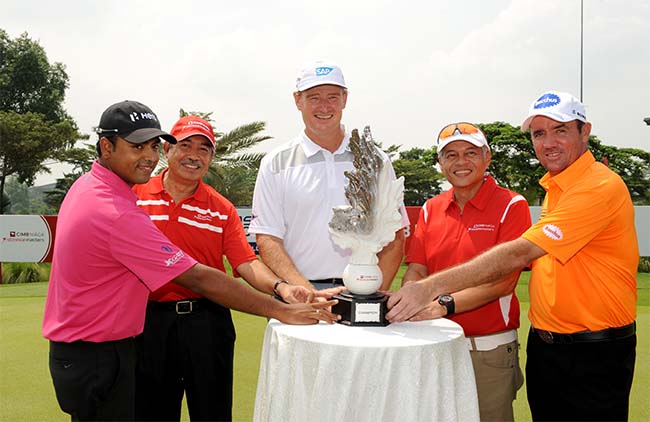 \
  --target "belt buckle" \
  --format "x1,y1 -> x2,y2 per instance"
175,300 -> 193,314
537,329 -> 554,344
